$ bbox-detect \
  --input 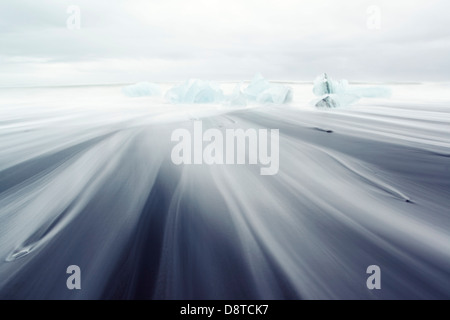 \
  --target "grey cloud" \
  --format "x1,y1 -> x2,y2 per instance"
0,0 -> 449,86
